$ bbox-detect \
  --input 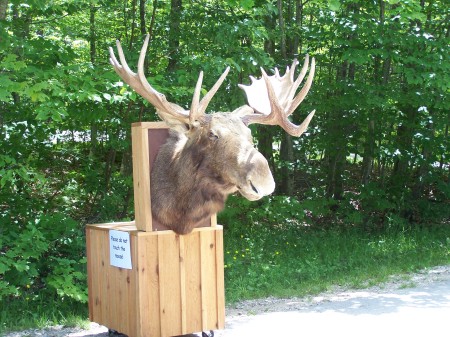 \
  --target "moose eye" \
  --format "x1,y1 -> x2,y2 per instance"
208,131 -> 219,140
